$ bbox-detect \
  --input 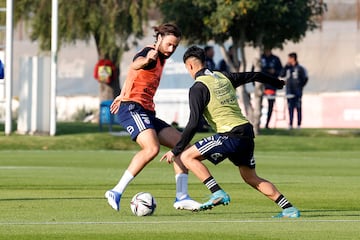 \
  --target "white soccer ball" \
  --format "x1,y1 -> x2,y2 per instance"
130,192 -> 156,216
